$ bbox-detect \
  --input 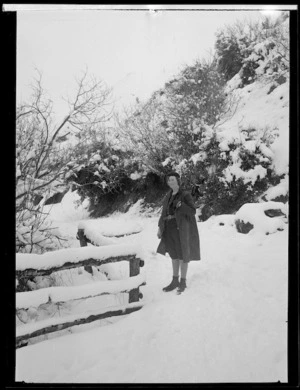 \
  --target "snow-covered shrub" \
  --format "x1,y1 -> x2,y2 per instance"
74,15 -> 288,218
115,58 -> 227,177
241,24 -> 289,87
215,12 -> 289,86
239,60 -> 260,85
217,130 -> 283,213
165,125 -> 284,220
16,202 -> 68,254
261,175 -> 288,203
161,59 -> 227,159
66,139 -> 142,206
215,24 -> 246,81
